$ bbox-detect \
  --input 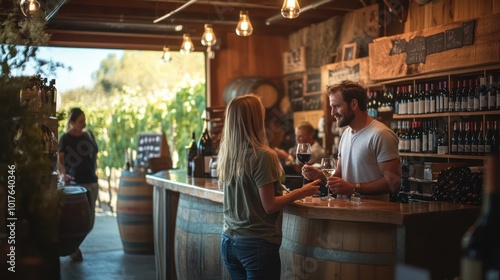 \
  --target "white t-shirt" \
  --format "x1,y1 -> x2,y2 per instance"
338,120 -> 399,201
